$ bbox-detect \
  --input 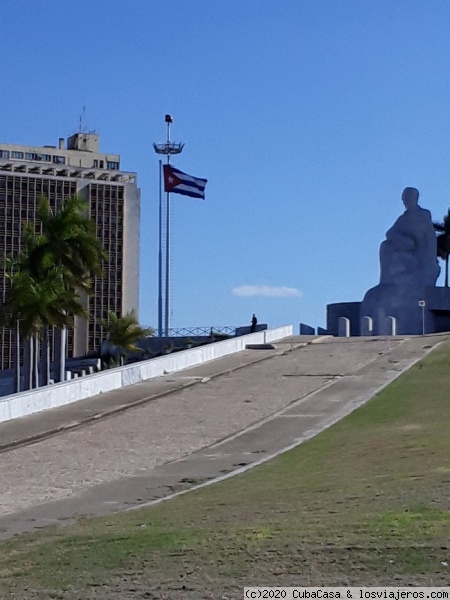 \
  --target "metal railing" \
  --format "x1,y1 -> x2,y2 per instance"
168,325 -> 237,337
